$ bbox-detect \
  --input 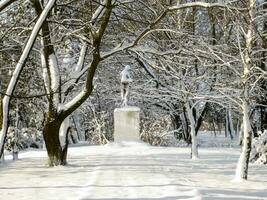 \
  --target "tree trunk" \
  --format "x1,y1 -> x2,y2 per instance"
235,101 -> 252,180
225,112 -> 228,138
235,0 -> 254,180
239,122 -> 244,145
212,120 -> 217,137
180,110 -> 191,144
228,108 -> 234,139
186,102 -> 198,159
43,119 -> 66,166
260,107 -> 267,132
236,120 -> 240,137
